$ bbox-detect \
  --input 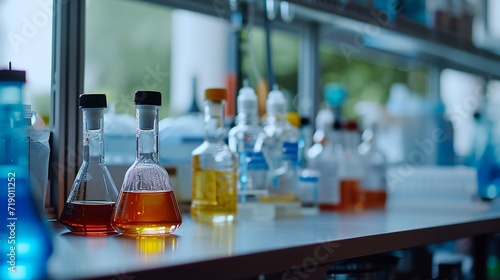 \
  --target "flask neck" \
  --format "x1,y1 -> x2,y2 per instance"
136,105 -> 159,161
237,111 -> 259,126
82,108 -> 105,163
204,99 -> 226,144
